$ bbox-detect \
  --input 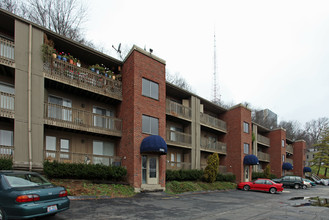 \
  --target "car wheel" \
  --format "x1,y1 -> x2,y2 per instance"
0,208 -> 7,220
294,184 -> 300,189
269,188 -> 277,194
302,184 -> 307,189
243,185 -> 250,191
